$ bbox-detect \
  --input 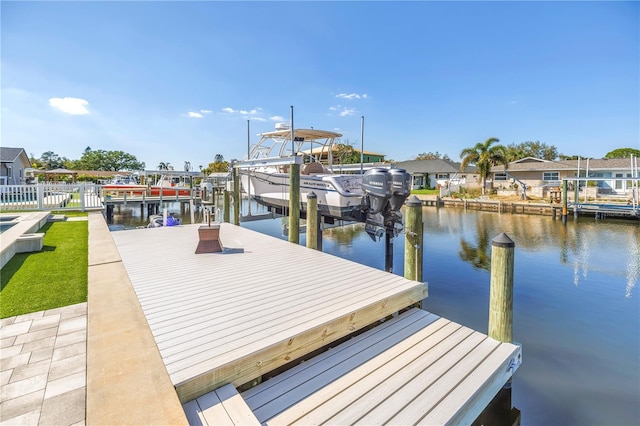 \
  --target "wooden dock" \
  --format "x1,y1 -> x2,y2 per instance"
111,223 -> 521,424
